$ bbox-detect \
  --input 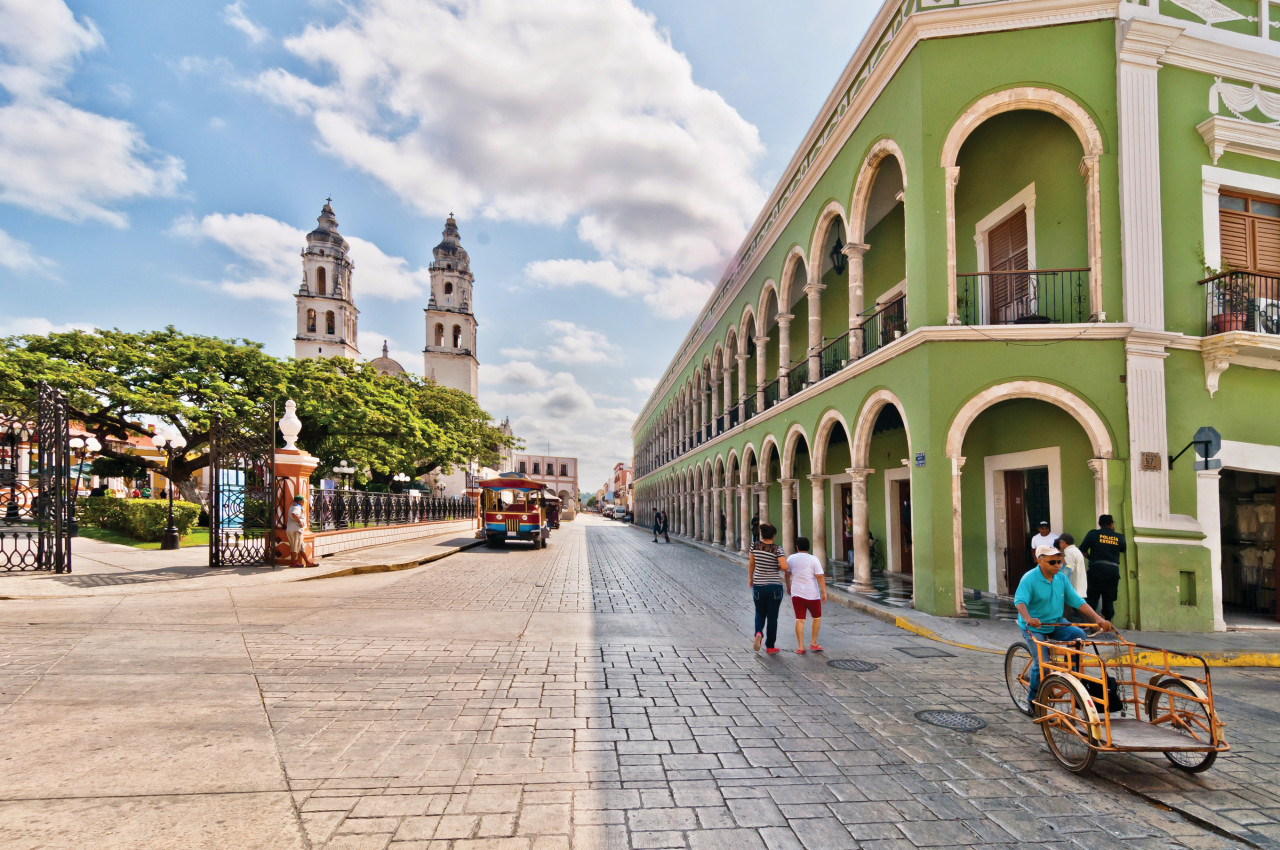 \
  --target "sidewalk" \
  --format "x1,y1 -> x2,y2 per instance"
0,530 -> 483,599
648,523 -> 1280,667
